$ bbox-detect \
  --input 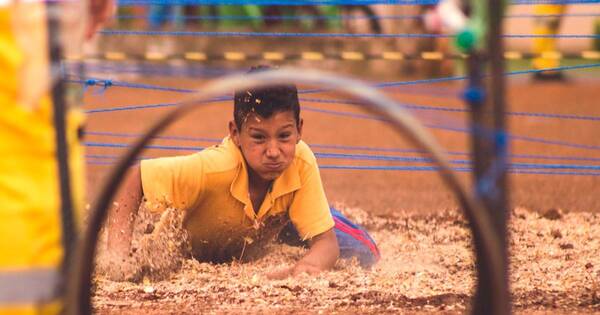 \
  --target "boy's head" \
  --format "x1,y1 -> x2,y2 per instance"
233,65 -> 300,130
229,65 -> 303,182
